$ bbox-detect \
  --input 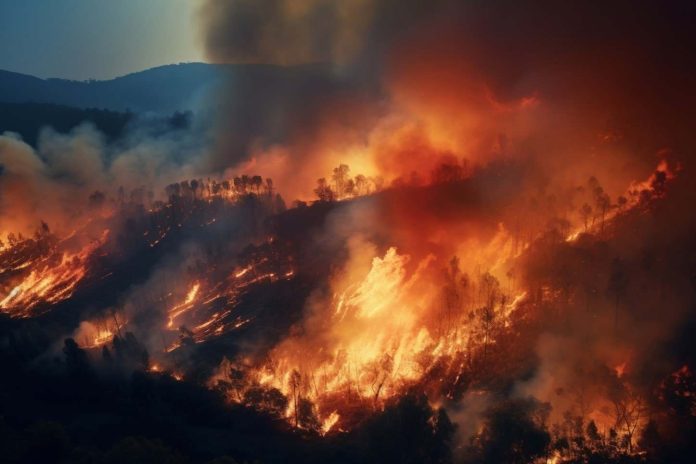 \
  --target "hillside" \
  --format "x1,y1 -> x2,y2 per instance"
0,63 -> 222,113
